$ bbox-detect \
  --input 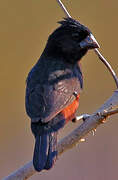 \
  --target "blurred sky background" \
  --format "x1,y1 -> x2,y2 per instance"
0,0 -> 118,179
